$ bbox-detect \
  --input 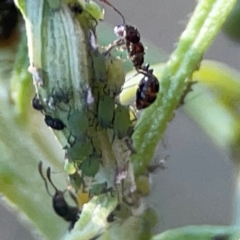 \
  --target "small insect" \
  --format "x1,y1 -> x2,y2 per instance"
89,182 -> 113,196
32,95 -> 44,111
44,115 -> 66,130
80,152 -> 101,177
66,137 -> 93,162
97,86 -> 115,129
113,104 -> 131,139
136,67 -> 159,110
106,203 -> 131,222
38,161 -> 80,230
67,109 -> 89,138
